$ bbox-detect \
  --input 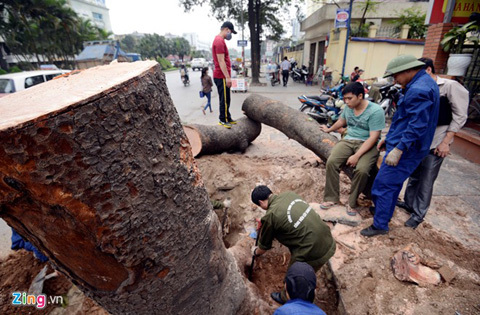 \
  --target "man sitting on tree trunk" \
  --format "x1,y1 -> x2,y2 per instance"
250,185 -> 336,305
320,82 -> 385,216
